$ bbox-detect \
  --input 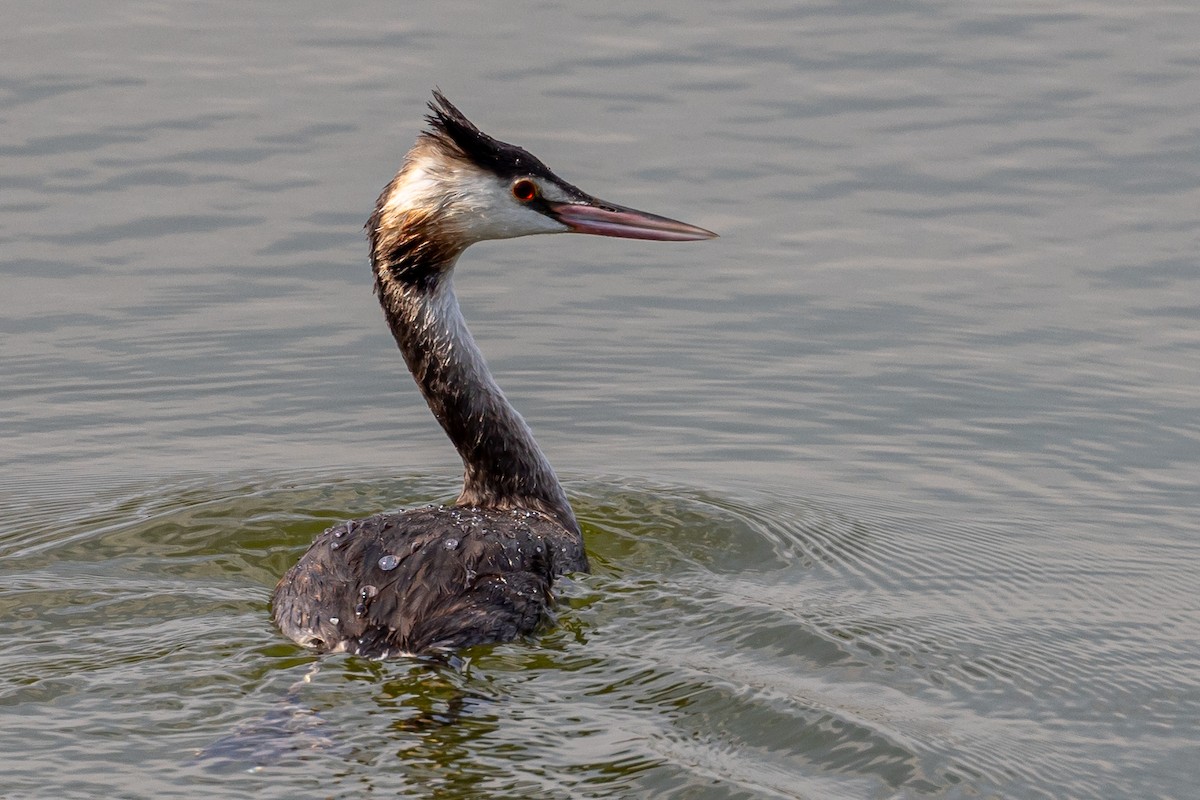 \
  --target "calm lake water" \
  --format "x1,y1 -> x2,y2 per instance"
3,2 -> 1198,798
